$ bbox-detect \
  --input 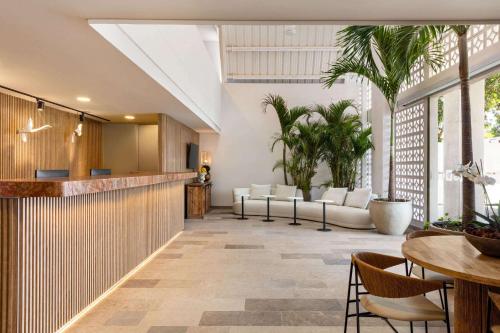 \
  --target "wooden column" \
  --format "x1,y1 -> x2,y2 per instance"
158,114 -> 200,172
